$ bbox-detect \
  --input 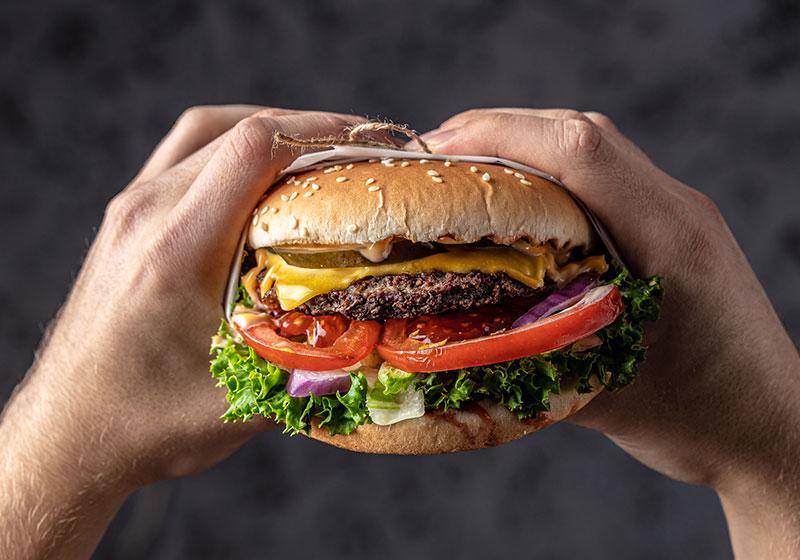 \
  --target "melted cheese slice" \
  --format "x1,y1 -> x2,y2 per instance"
243,247 -> 608,311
